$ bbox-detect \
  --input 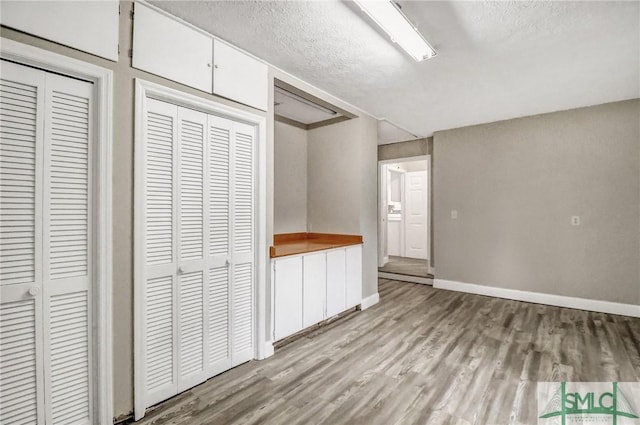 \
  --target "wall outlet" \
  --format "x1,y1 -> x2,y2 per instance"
571,216 -> 580,226
451,210 -> 458,219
